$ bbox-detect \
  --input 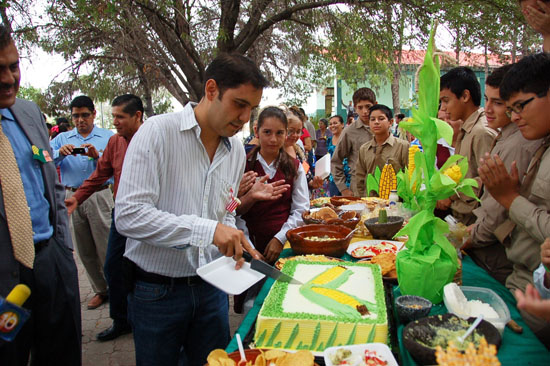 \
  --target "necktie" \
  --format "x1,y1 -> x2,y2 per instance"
494,138 -> 550,245
0,116 -> 35,268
